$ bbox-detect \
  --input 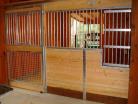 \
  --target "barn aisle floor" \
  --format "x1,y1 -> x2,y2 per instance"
0,88 -> 103,104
